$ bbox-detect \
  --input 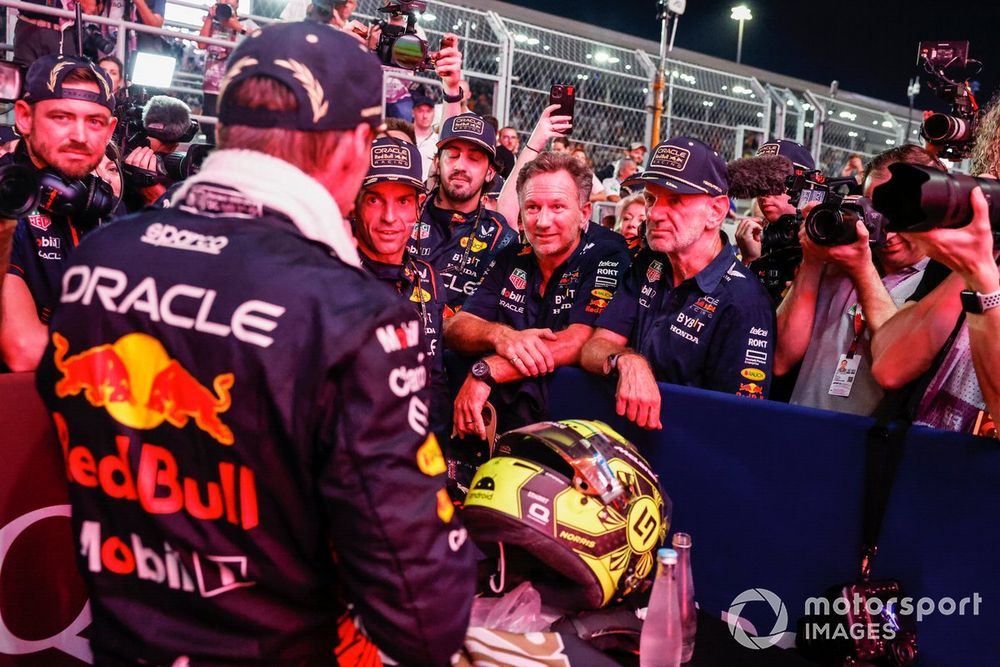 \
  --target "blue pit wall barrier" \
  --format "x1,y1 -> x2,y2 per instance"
549,368 -> 1000,666
1,369 -> 997,665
